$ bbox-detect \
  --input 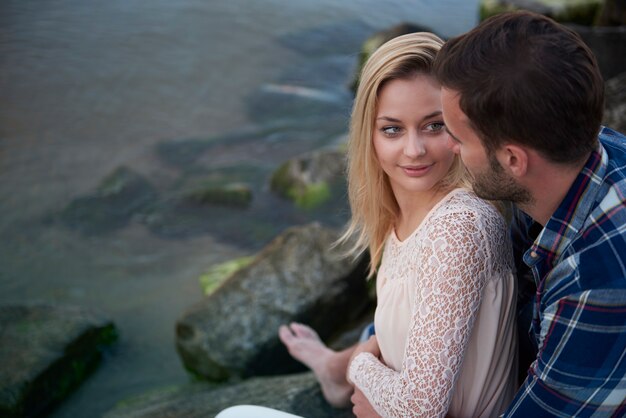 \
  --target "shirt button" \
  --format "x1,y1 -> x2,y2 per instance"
530,251 -> 538,258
